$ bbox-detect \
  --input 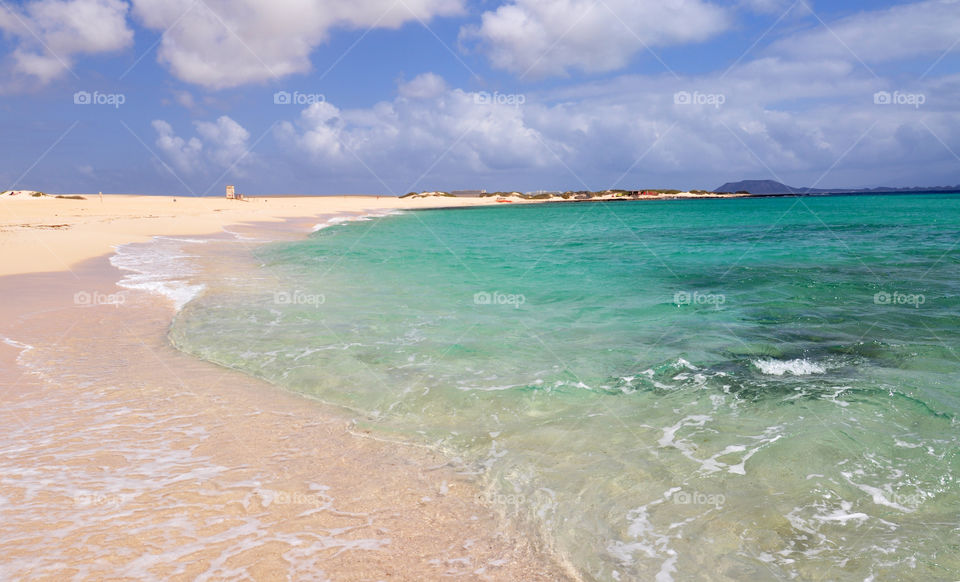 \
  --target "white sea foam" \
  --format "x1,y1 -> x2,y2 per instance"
457,383 -> 526,392
1,336 -> 36,370
312,210 -> 403,232
220,226 -> 261,241
312,216 -> 354,231
658,415 -> 712,449
156,236 -> 211,244
753,358 -> 826,376
607,495 -> 685,581
814,503 -> 869,524
841,472 -> 916,512
1,336 -> 34,352
111,238 -> 206,311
